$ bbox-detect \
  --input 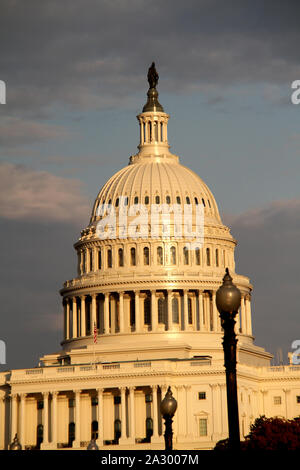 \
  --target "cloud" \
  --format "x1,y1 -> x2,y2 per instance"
1,0 -> 300,117
0,117 -> 70,147
0,162 -> 90,223
224,199 -> 300,361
